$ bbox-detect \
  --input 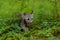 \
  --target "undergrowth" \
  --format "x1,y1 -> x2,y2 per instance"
0,0 -> 60,40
